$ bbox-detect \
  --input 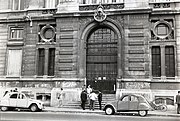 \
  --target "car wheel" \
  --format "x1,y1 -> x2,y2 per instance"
1,106 -> 8,111
138,110 -> 147,117
105,106 -> 115,115
30,104 -> 38,112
